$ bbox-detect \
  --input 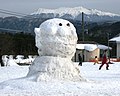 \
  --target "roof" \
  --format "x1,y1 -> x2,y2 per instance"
76,44 -> 112,51
109,36 -> 120,43
97,44 -> 112,50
